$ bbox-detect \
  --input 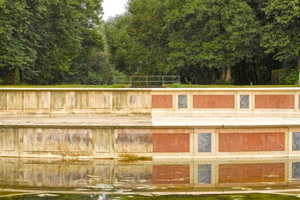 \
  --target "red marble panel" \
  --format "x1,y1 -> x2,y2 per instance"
193,95 -> 235,108
219,132 -> 285,152
153,133 -> 190,152
219,163 -> 285,183
152,95 -> 173,109
255,95 -> 294,109
152,165 -> 190,184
